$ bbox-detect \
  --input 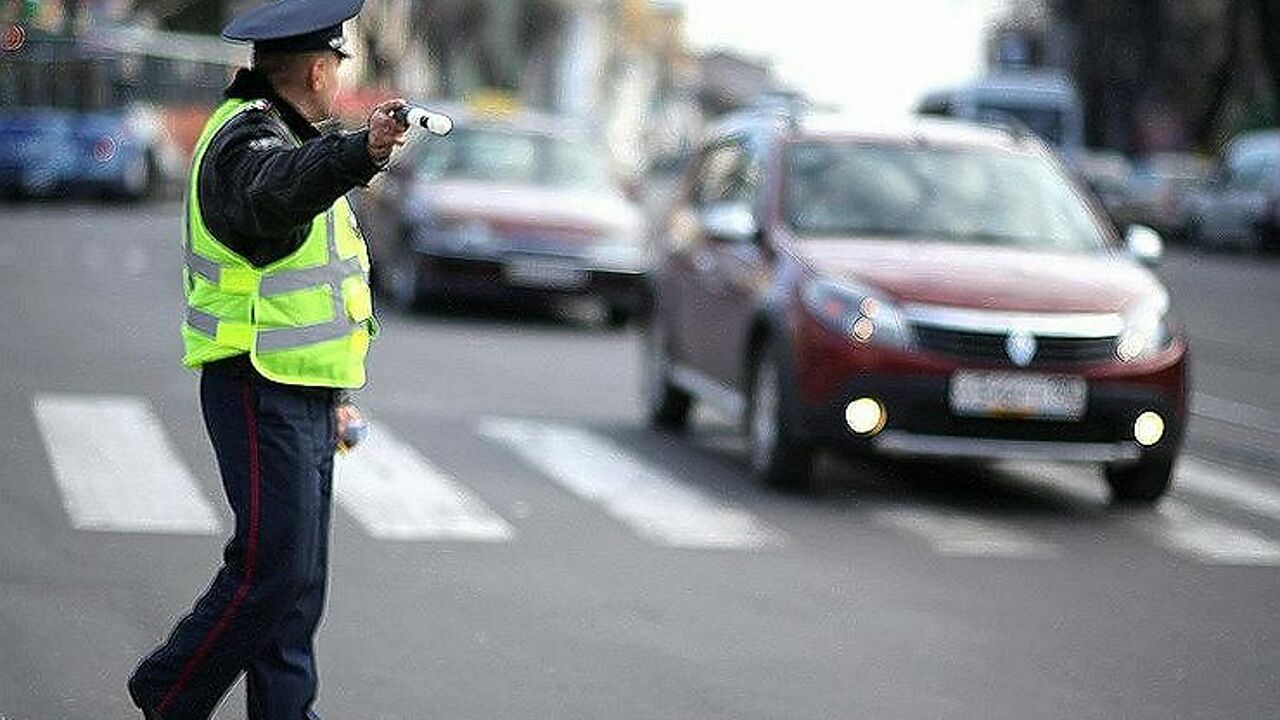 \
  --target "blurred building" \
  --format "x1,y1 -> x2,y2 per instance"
4,0 -> 727,172
695,49 -> 772,116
